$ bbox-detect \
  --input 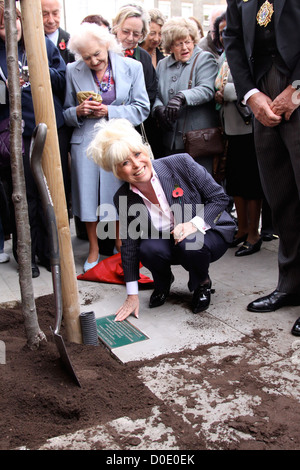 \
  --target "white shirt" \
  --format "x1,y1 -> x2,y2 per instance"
46,30 -> 59,46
